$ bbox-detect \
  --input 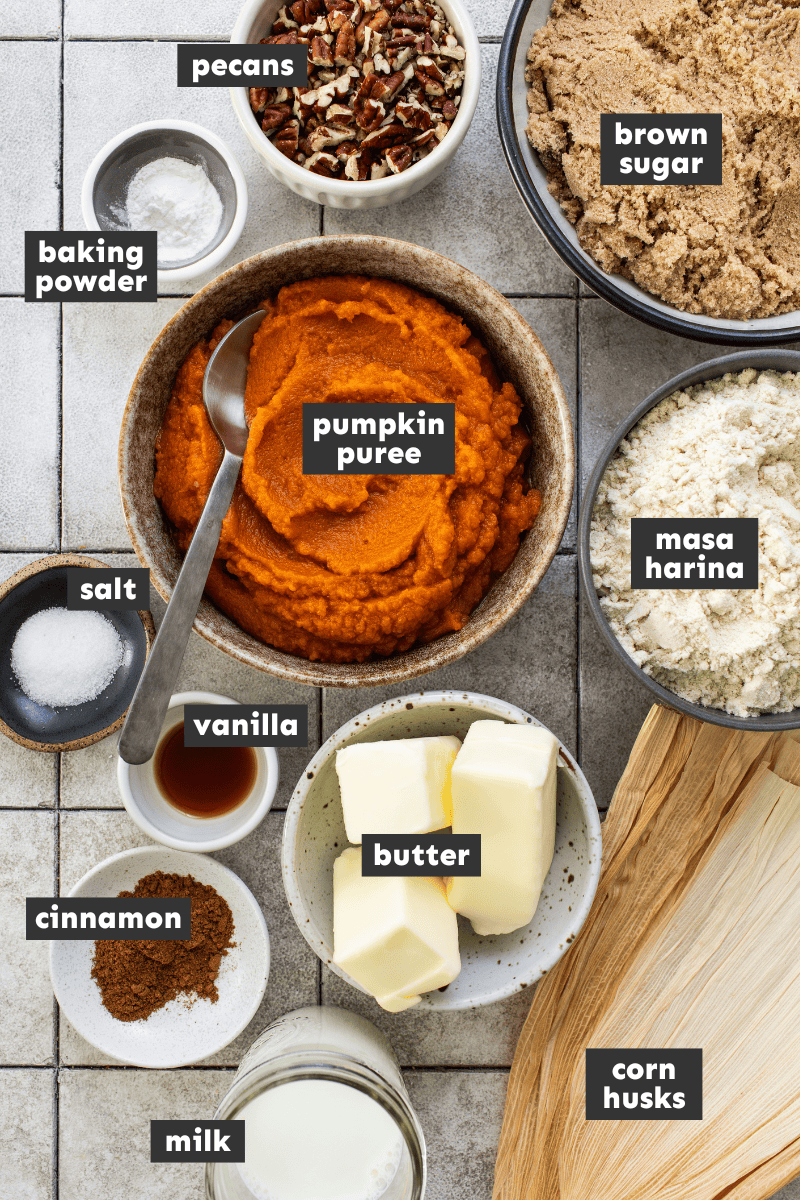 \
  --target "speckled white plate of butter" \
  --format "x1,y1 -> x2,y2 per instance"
282,691 -> 602,1011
